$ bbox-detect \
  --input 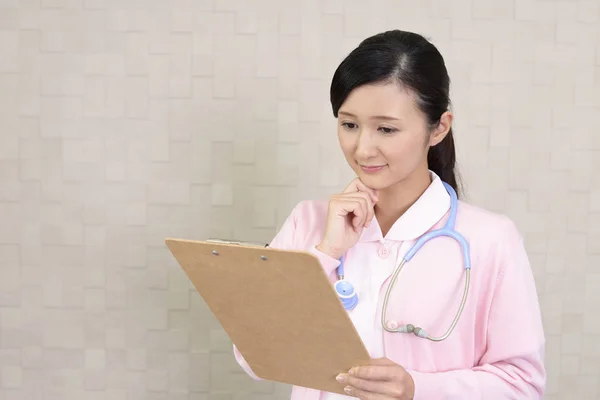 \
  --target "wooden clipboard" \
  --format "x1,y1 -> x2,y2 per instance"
164,237 -> 371,394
